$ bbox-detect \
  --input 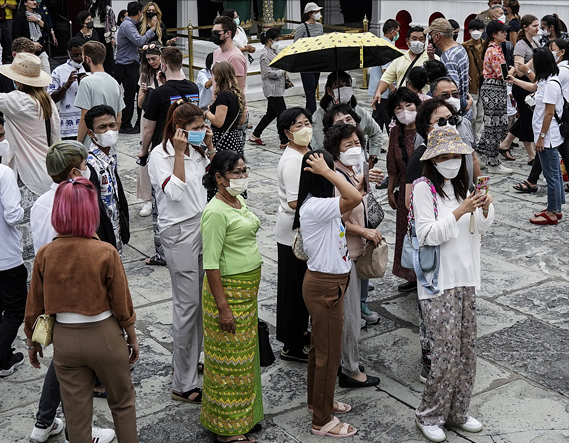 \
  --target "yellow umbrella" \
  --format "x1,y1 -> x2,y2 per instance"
270,32 -> 404,72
